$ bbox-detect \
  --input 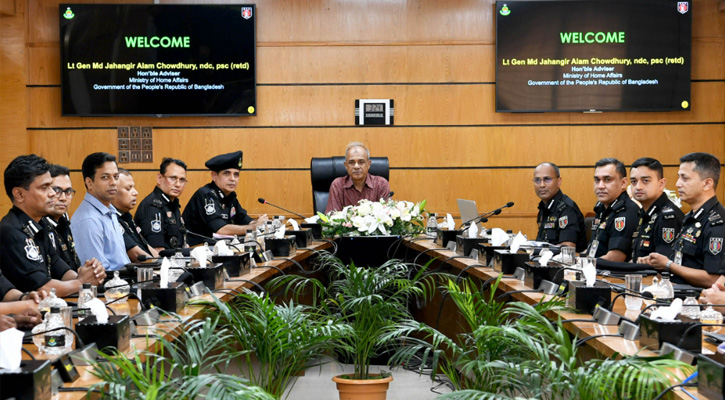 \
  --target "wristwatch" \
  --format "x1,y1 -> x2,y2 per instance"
665,260 -> 673,272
